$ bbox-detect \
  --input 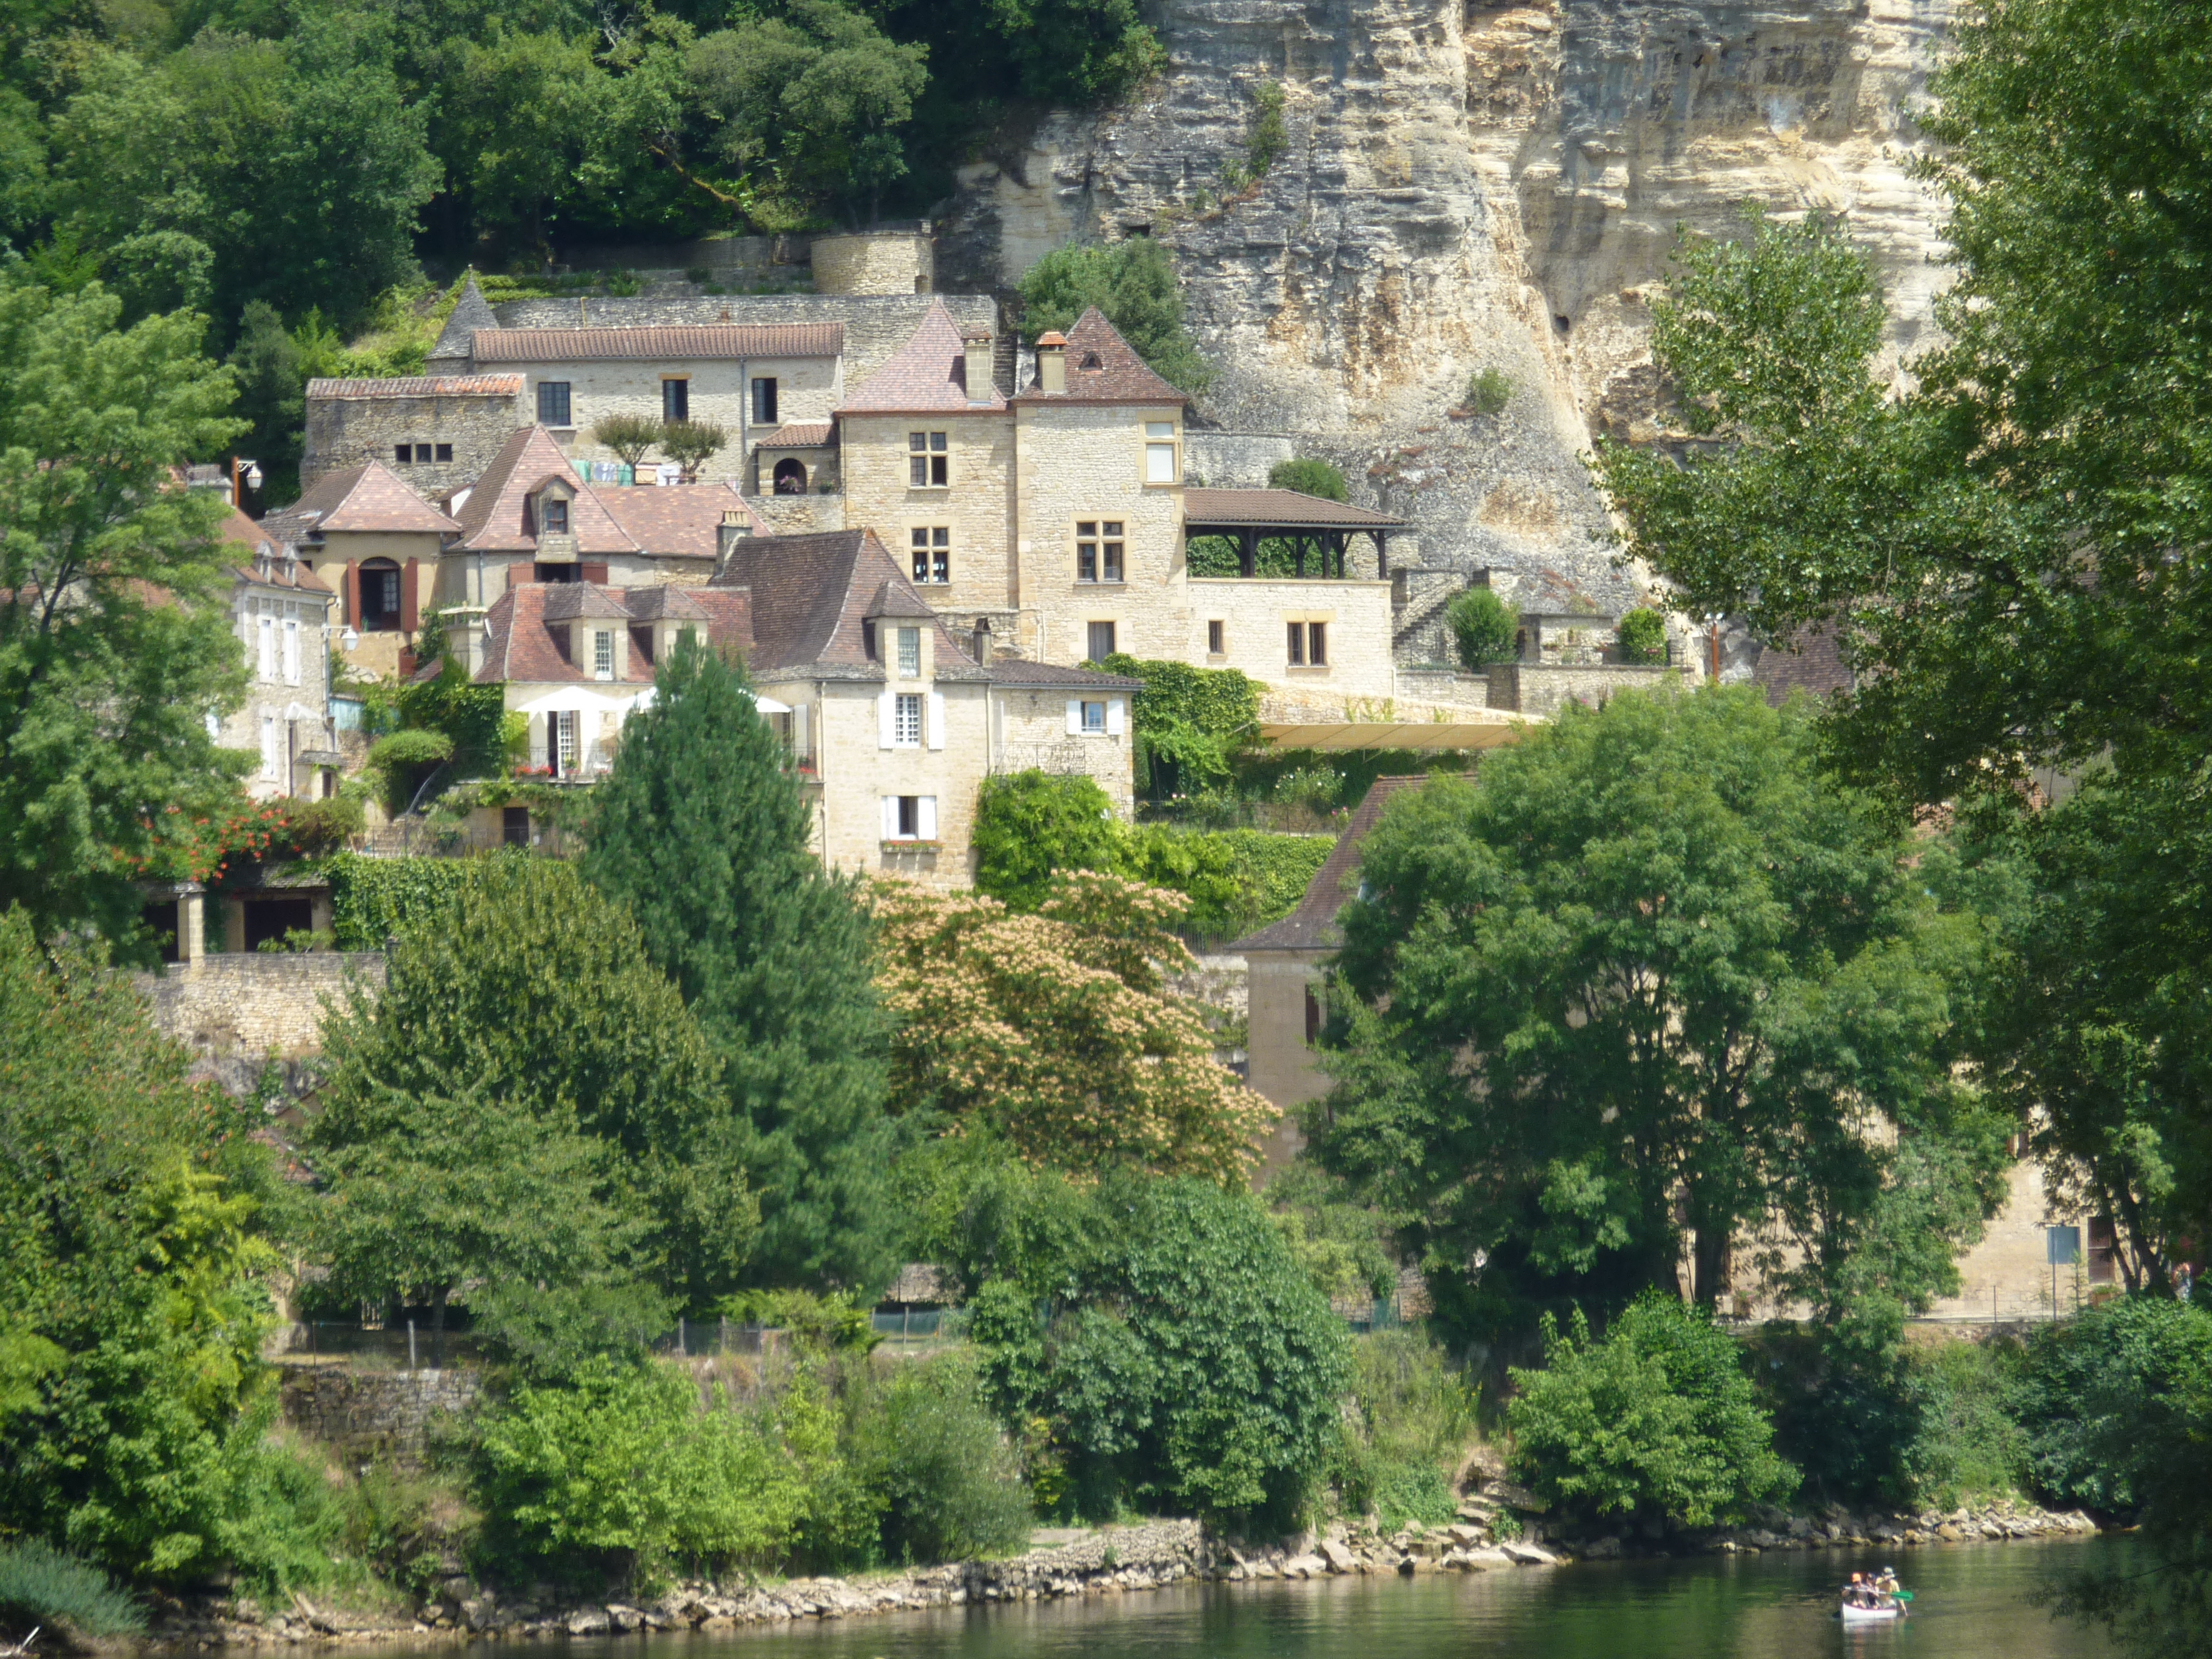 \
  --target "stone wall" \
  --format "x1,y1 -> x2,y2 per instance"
811,232 -> 935,297
991,688 -> 1137,819
1188,577 -> 1396,707
279,1362 -> 481,1472
746,494 -> 847,537
303,387 -> 520,492
134,953 -> 385,1061
1185,431 -> 1298,489
843,410 -> 1019,620
1486,660 -> 1684,718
